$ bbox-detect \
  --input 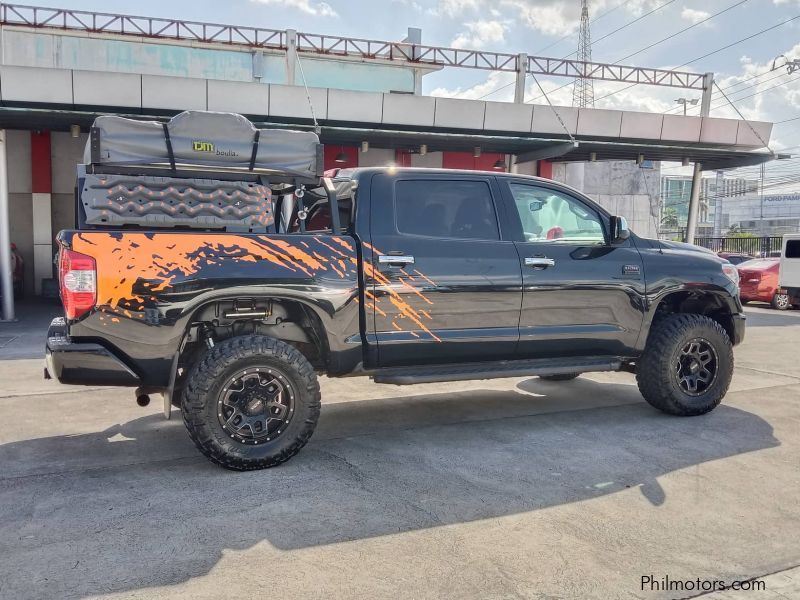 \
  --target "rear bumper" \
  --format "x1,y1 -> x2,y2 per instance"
44,317 -> 141,386
731,312 -> 746,346
739,286 -> 774,302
